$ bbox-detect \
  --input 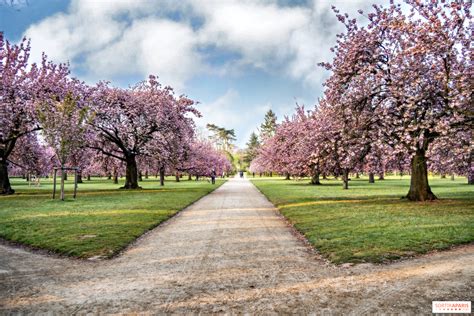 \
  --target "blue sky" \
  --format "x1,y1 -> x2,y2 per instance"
1,0 -> 375,147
